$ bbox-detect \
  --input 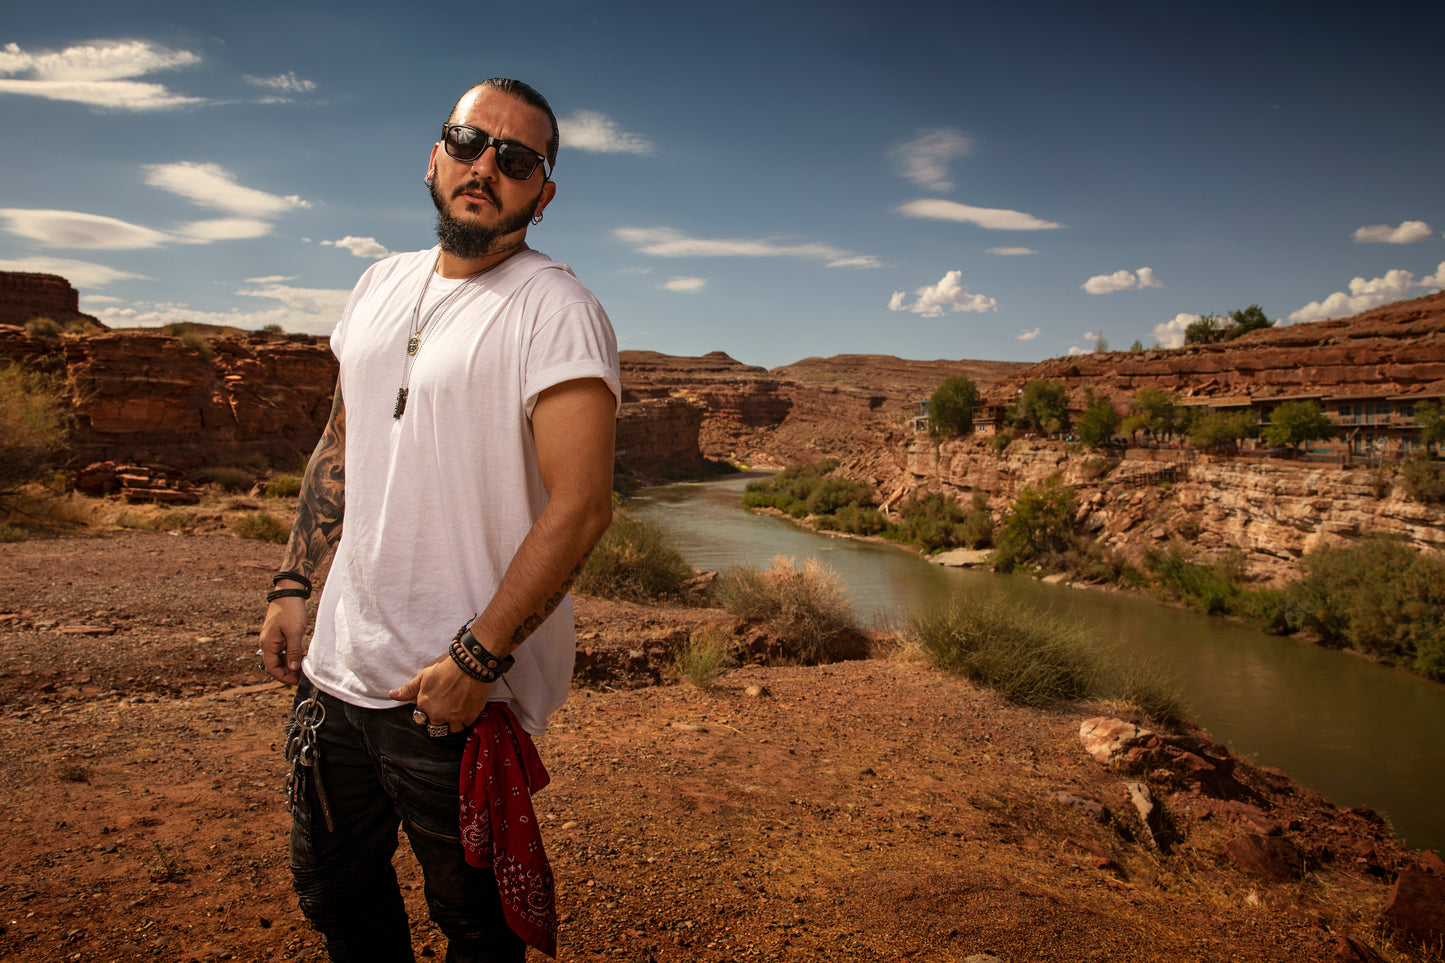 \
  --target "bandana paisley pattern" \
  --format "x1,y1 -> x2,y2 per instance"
460,702 -> 557,957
